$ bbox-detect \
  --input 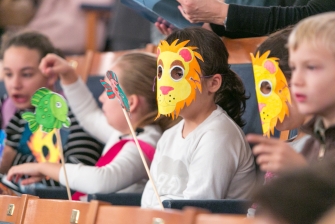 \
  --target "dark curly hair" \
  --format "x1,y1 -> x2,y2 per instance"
0,31 -> 64,60
165,27 -> 247,127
